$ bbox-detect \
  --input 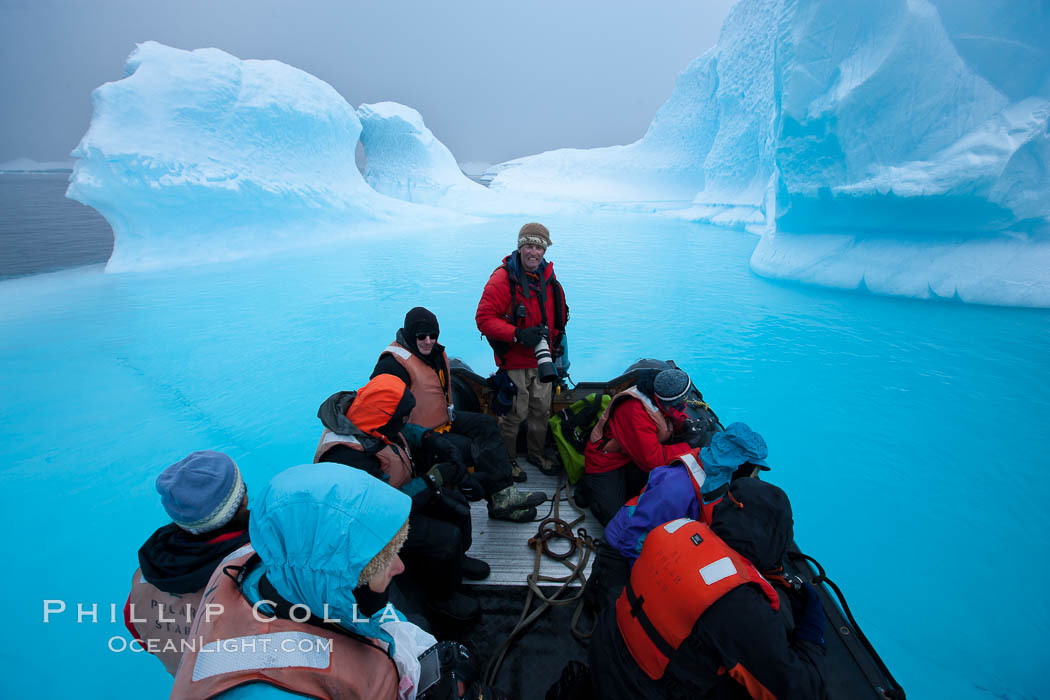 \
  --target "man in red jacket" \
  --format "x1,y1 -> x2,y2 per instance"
476,222 -> 569,478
